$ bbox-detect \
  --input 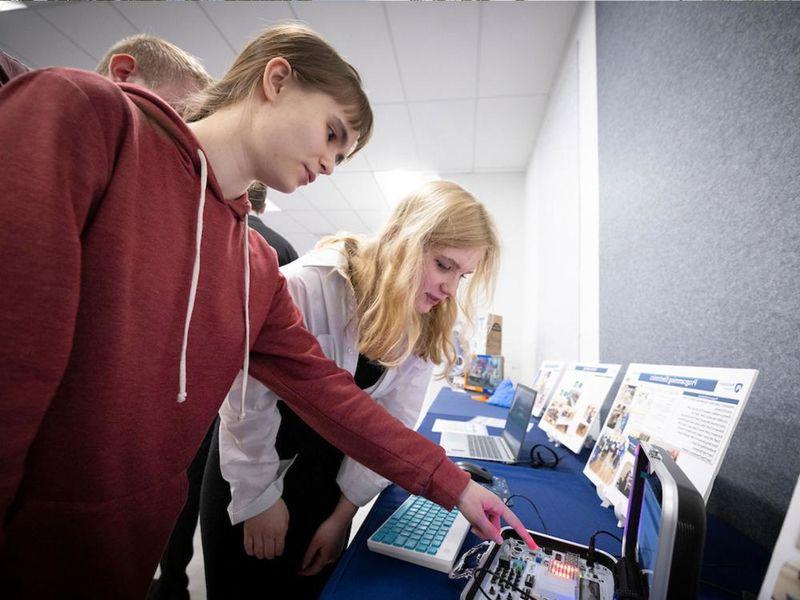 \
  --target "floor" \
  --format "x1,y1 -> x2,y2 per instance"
171,378 -> 449,598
